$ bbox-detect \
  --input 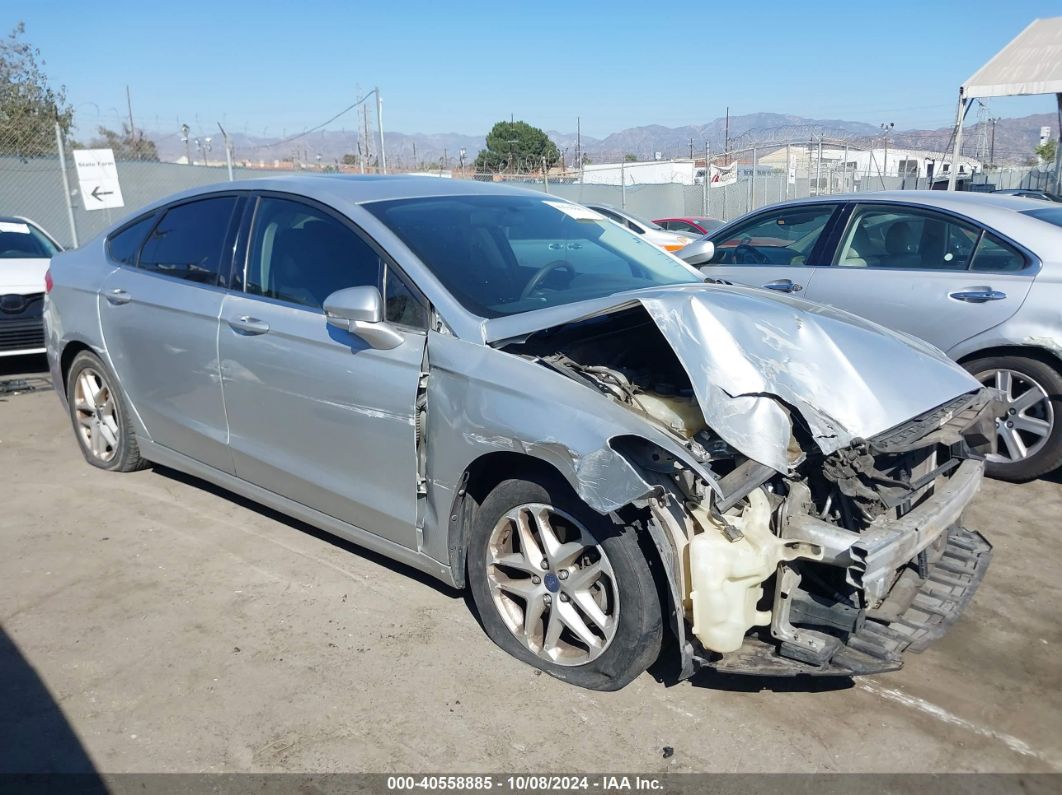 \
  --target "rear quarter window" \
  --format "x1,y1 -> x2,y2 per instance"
107,214 -> 157,265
